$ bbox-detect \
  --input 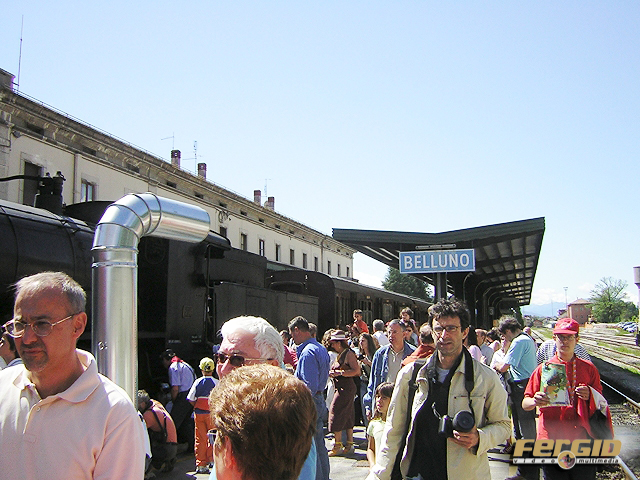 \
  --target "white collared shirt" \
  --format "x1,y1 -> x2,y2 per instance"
0,349 -> 146,480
